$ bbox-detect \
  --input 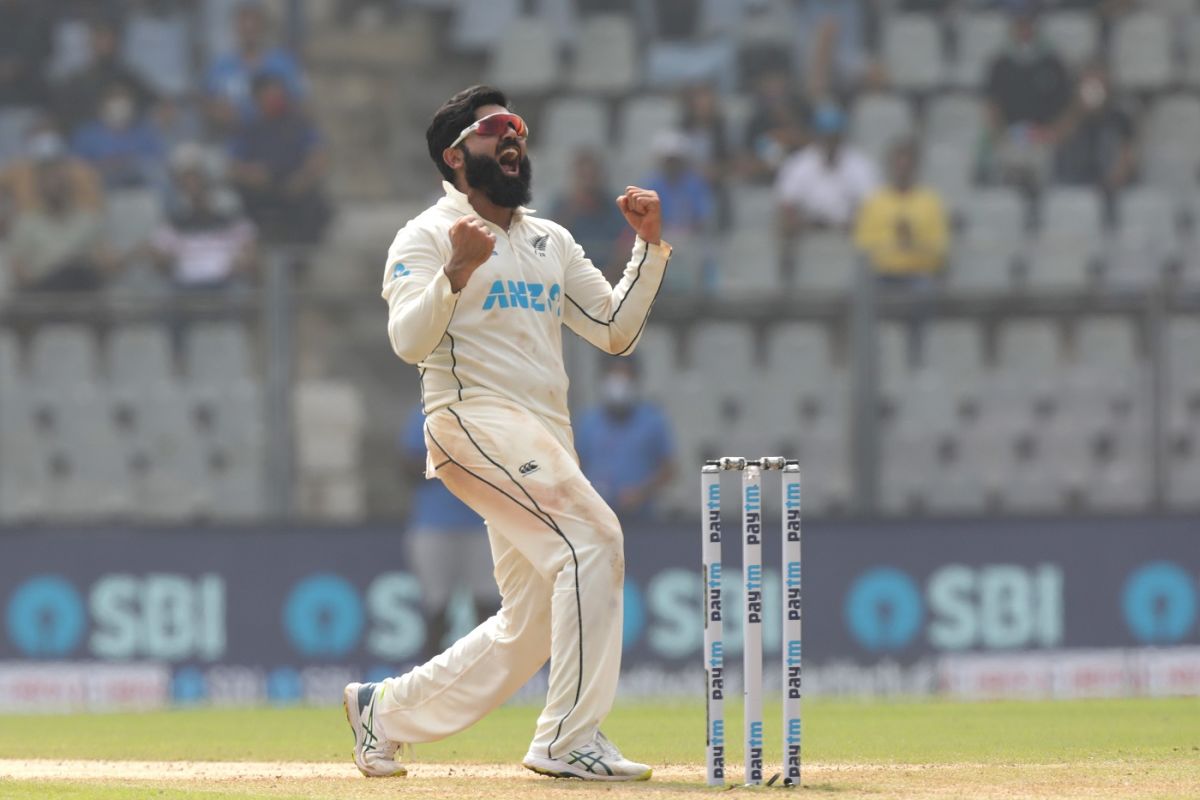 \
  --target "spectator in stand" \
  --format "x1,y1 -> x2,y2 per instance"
550,149 -> 626,281
575,358 -> 677,520
982,1 -> 1073,190
0,0 -> 54,112
643,129 -> 716,293
124,0 -> 195,100
742,65 -> 811,183
52,15 -> 157,135
152,143 -> 257,293
0,125 -> 103,230
205,0 -> 306,131
855,138 -> 949,281
796,0 -> 882,101
680,83 -> 733,231
1053,62 -> 1137,199
228,73 -> 330,244
644,0 -> 738,92
69,80 -> 167,191
6,132 -> 111,292
776,104 -> 878,274
399,404 -> 499,662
